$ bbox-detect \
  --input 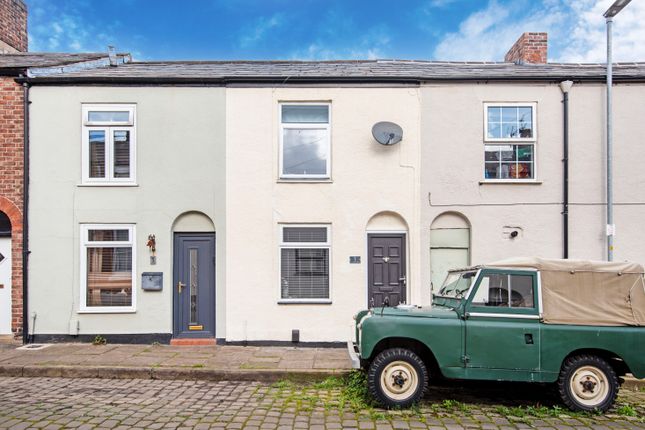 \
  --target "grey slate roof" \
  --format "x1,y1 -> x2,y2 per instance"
23,59 -> 645,84
0,52 -> 109,69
